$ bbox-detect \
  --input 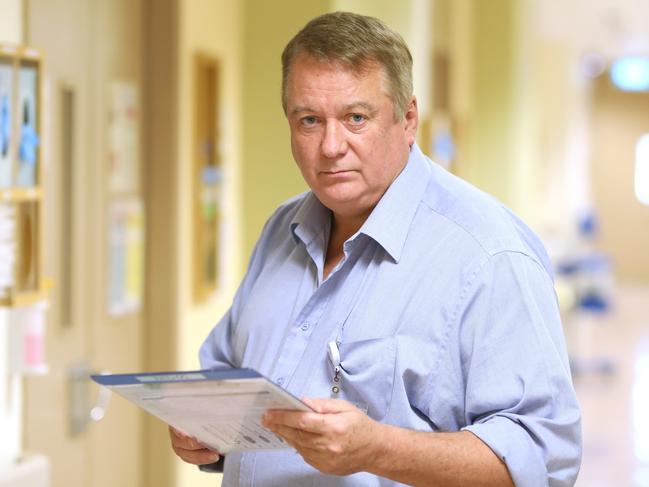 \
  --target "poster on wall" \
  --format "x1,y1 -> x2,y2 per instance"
108,197 -> 144,317
0,203 -> 16,297
0,59 -> 14,188
108,81 -> 140,194
17,62 -> 39,187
